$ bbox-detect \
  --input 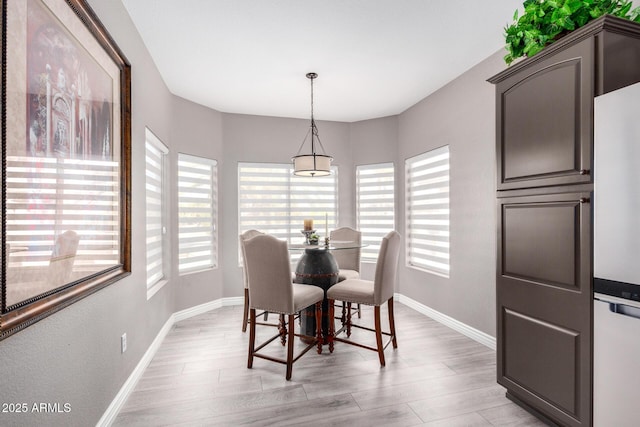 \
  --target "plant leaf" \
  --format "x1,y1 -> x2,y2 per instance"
501,0 -> 640,65
619,2 -> 632,16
